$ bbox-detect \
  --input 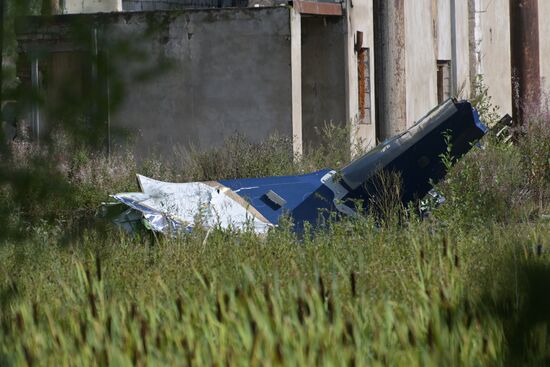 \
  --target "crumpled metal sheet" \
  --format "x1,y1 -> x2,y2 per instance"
110,175 -> 273,235
108,99 -> 488,235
